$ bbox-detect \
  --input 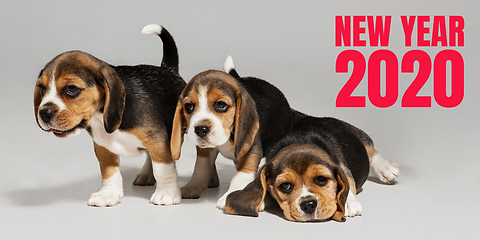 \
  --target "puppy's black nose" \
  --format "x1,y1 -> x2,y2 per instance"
194,126 -> 210,138
39,108 -> 55,123
300,200 -> 317,214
